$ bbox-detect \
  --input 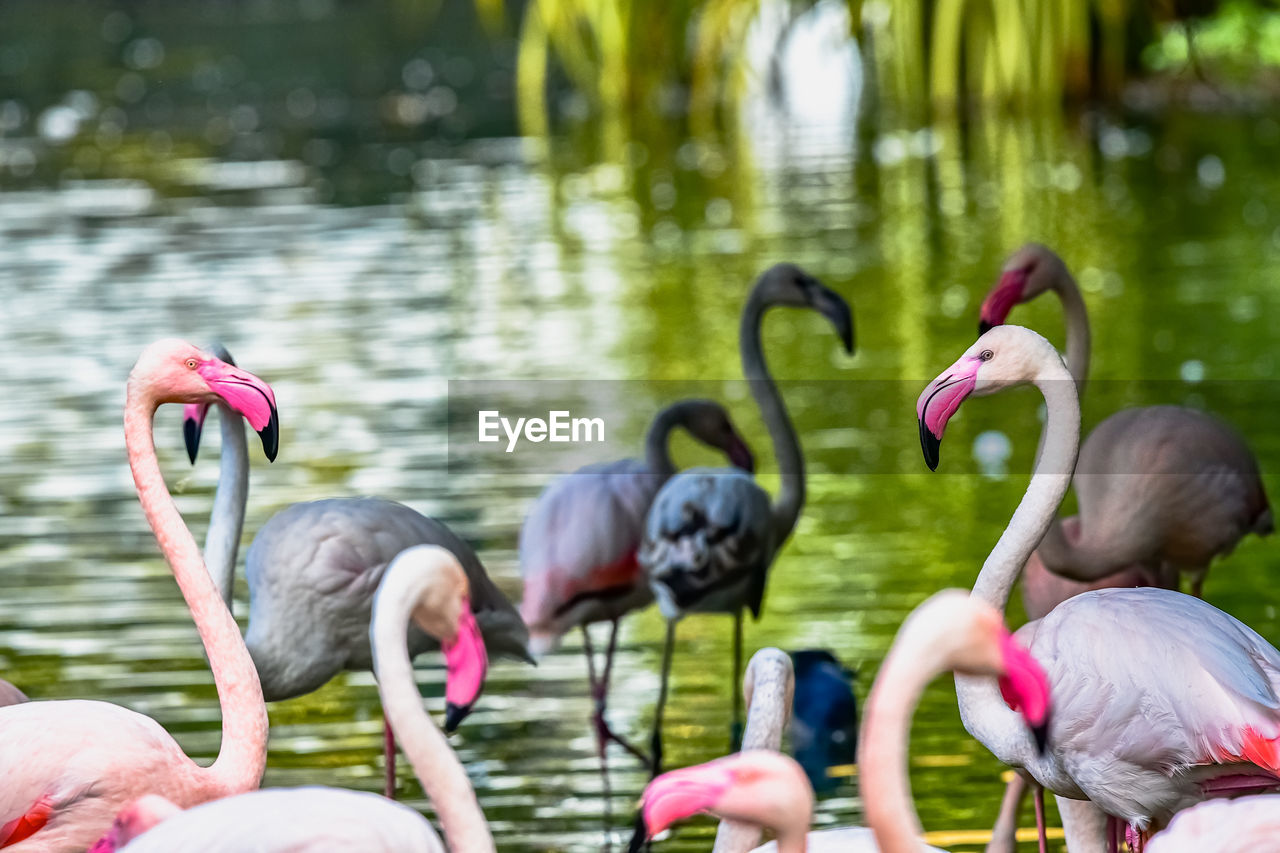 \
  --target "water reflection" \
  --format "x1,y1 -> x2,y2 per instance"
4,4 -> 1280,852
